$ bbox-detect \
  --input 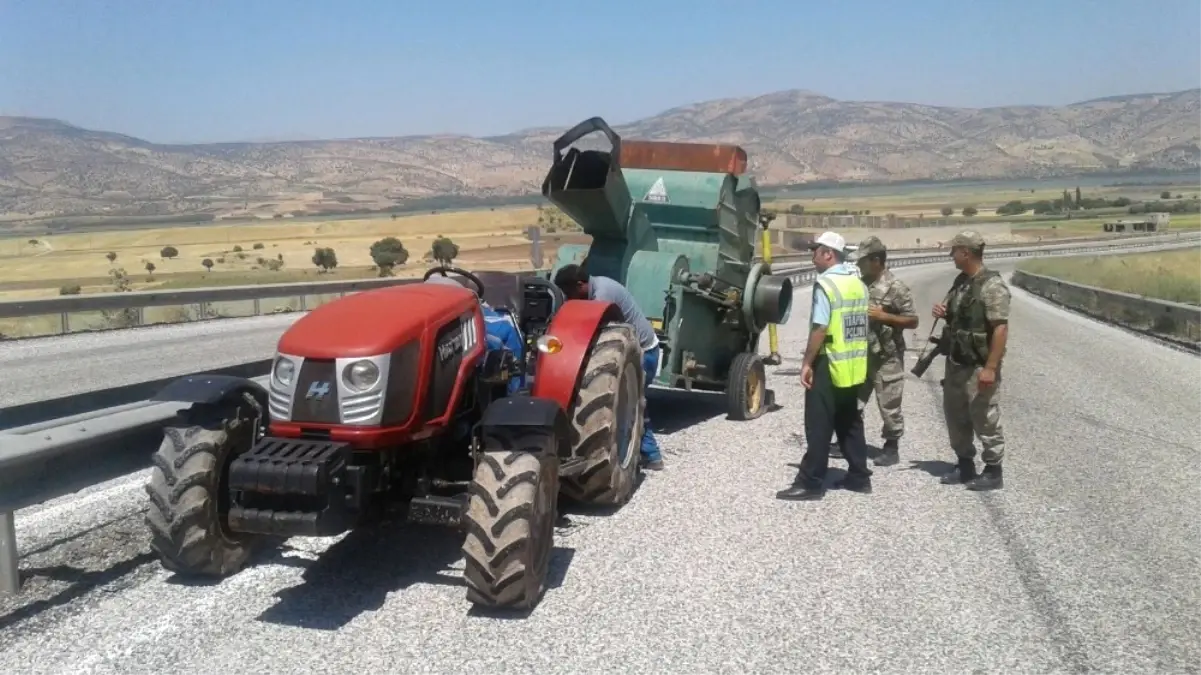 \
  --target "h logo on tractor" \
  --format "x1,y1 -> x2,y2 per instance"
306,381 -> 332,400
